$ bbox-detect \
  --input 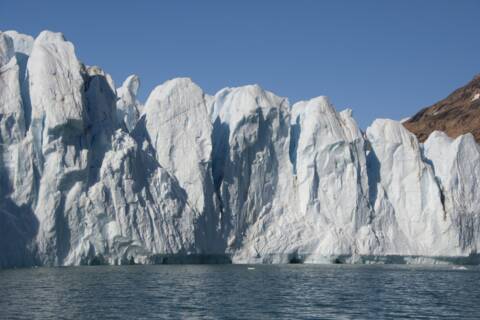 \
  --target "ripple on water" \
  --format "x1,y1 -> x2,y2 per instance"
0,264 -> 479,319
